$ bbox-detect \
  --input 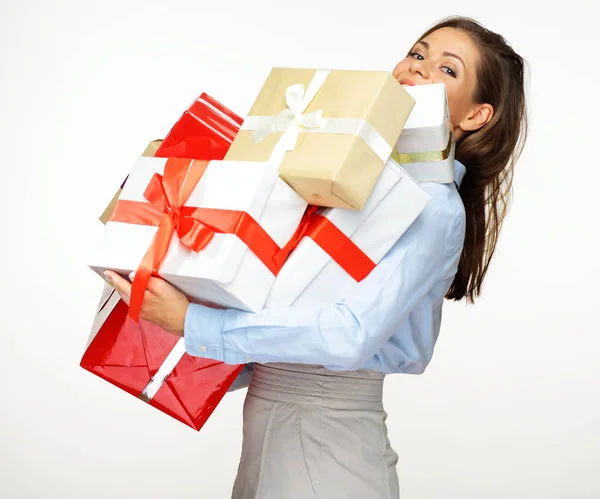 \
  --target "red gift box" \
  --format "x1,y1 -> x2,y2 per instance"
84,93 -> 247,430
81,287 -> 244,430
155,93 -> 243,160
99,93 -> 244,225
